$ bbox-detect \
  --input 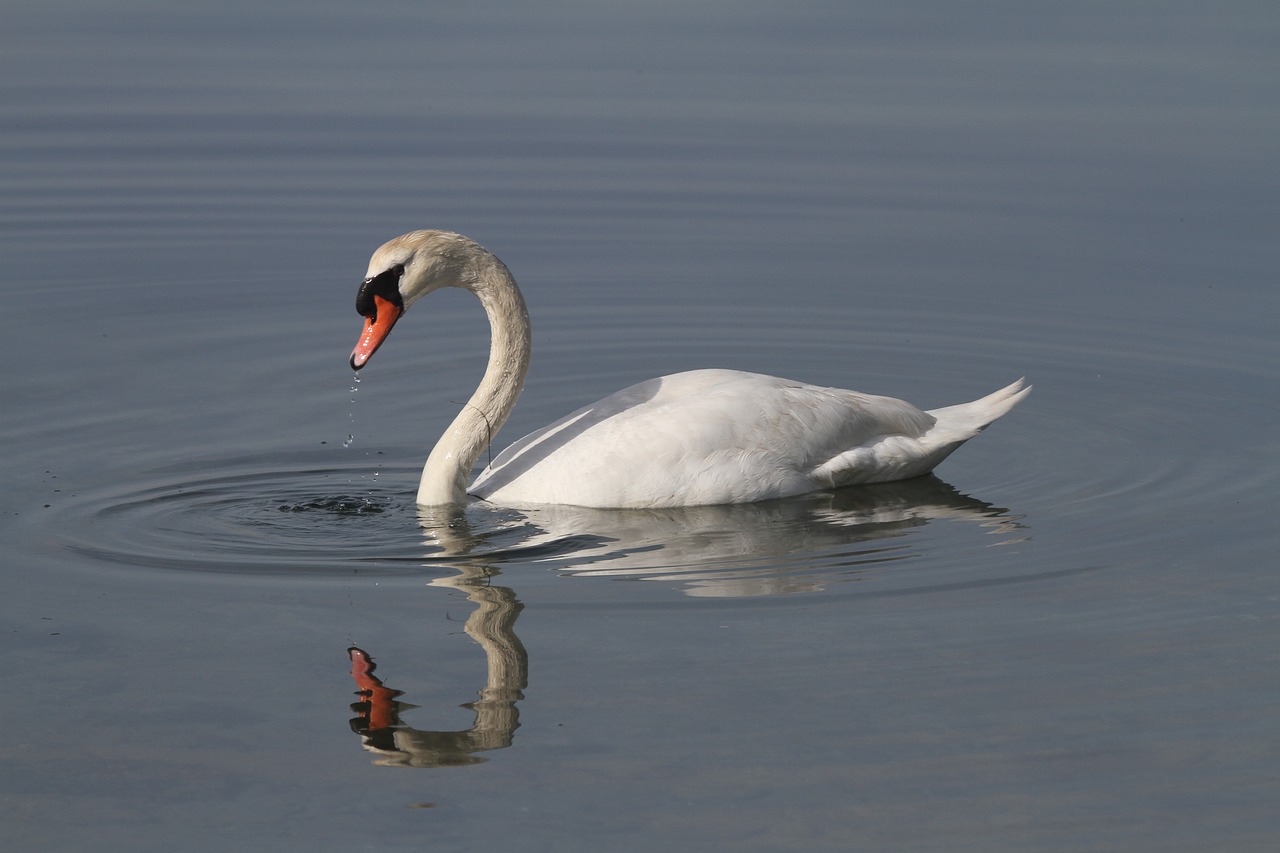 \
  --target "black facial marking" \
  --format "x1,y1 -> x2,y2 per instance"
355,264 -> 405,318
